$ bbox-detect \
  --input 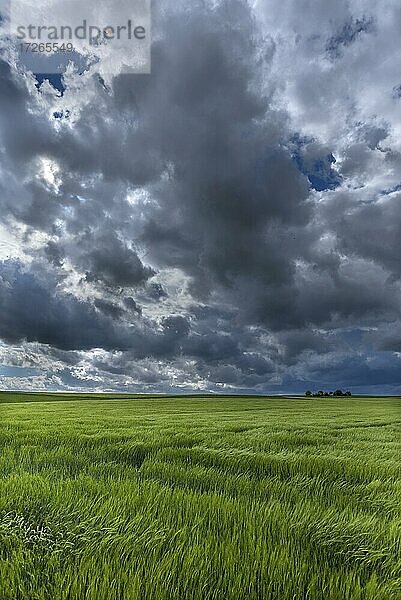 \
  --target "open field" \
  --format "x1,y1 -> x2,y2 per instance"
0,394 -> 400,599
